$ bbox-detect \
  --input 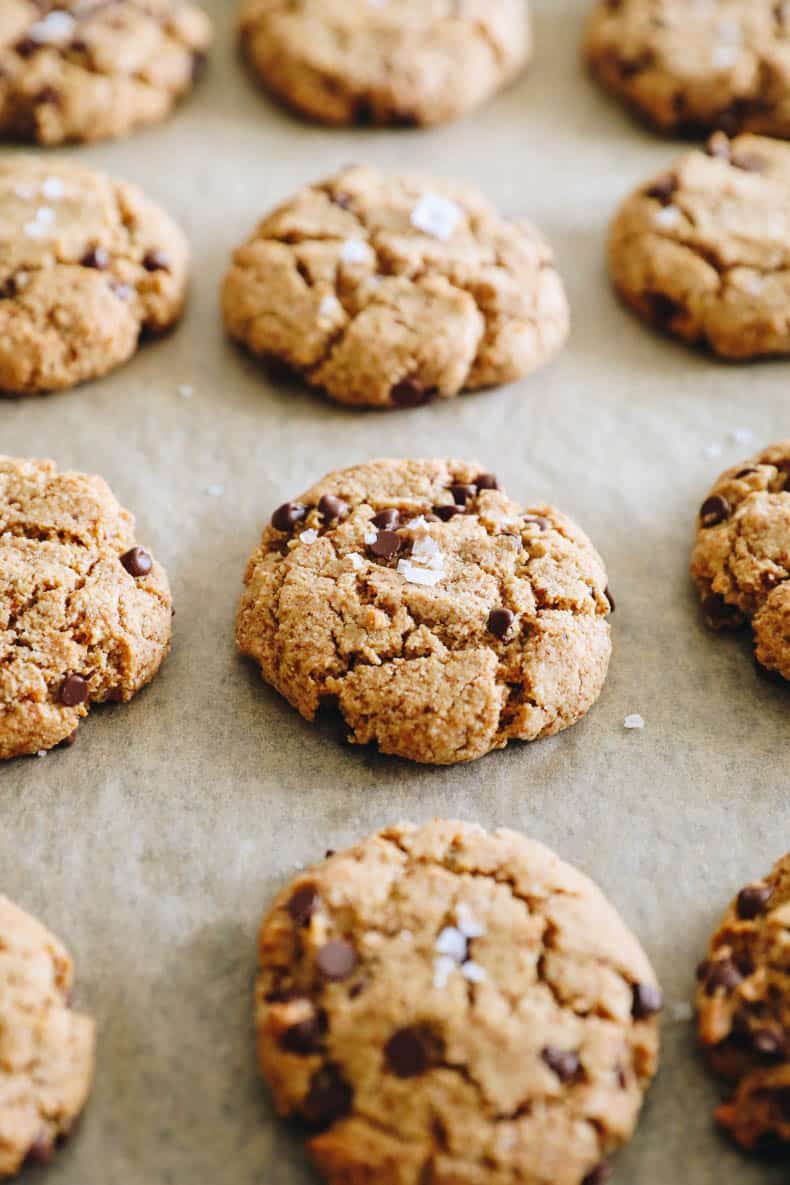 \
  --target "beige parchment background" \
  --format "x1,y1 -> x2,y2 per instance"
1,2 -> 788,1182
